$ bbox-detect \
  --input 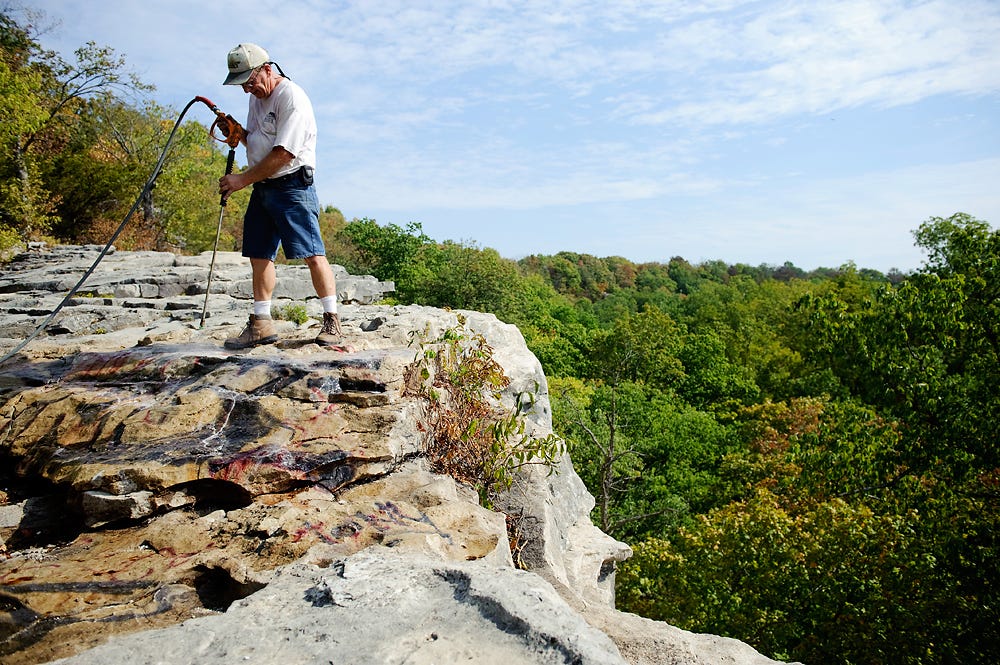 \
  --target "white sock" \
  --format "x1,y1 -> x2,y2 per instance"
320,296 -> 338,314
253,300 -> 272,317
